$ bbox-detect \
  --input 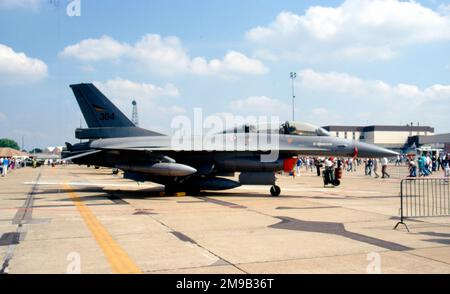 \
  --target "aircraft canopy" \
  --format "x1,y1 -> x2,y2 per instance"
223,121 -> 331,137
